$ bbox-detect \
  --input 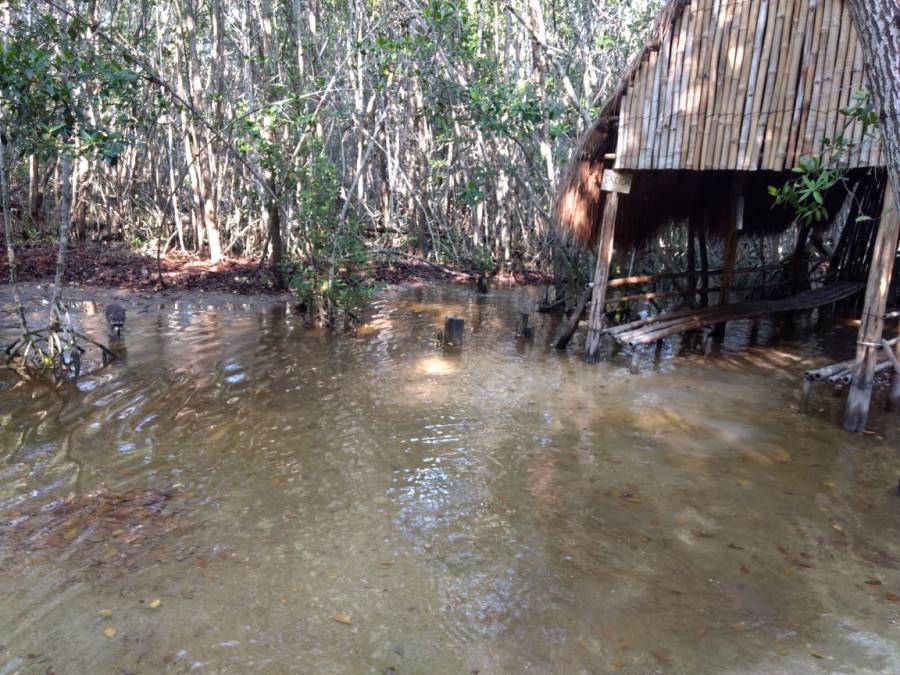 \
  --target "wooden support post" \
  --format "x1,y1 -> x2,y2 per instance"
442,316 -> 465,347
584,191 -> 620,363
630,347 -> 642,375
516,312 -> 534,340
698,228 -> 710,307
844,184 -> 900,432
687,220 -> 697,307
714,196 -> 741,340
800,377 -> 812,414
